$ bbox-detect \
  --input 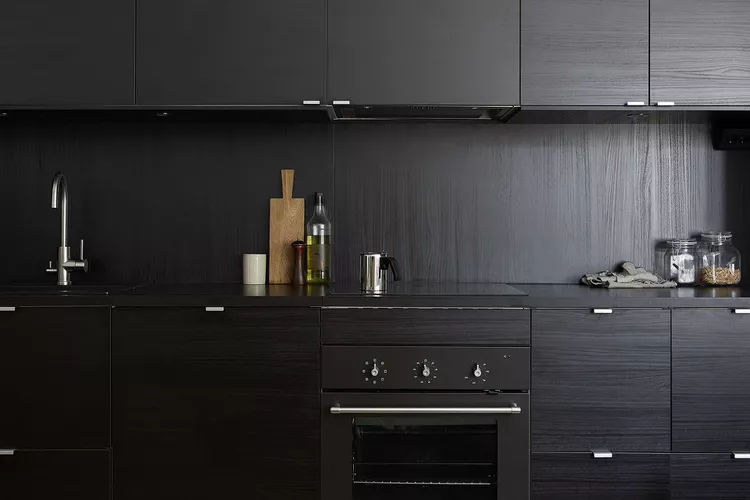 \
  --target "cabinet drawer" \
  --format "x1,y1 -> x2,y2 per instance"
671,454 -> 750,499
532,309 -> 670,452
0,307 -> 109,448
322,309 -> 529,345
673,308 -> 750,452
0,450 -> 110,500
532,453 -> 669,500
